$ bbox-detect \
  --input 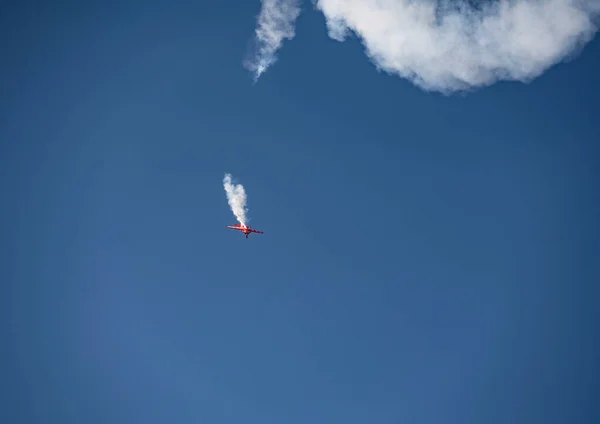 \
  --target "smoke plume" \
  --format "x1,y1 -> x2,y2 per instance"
244,0 -> 599,93
223,173 -> 248,226
244,0 -> 302,82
